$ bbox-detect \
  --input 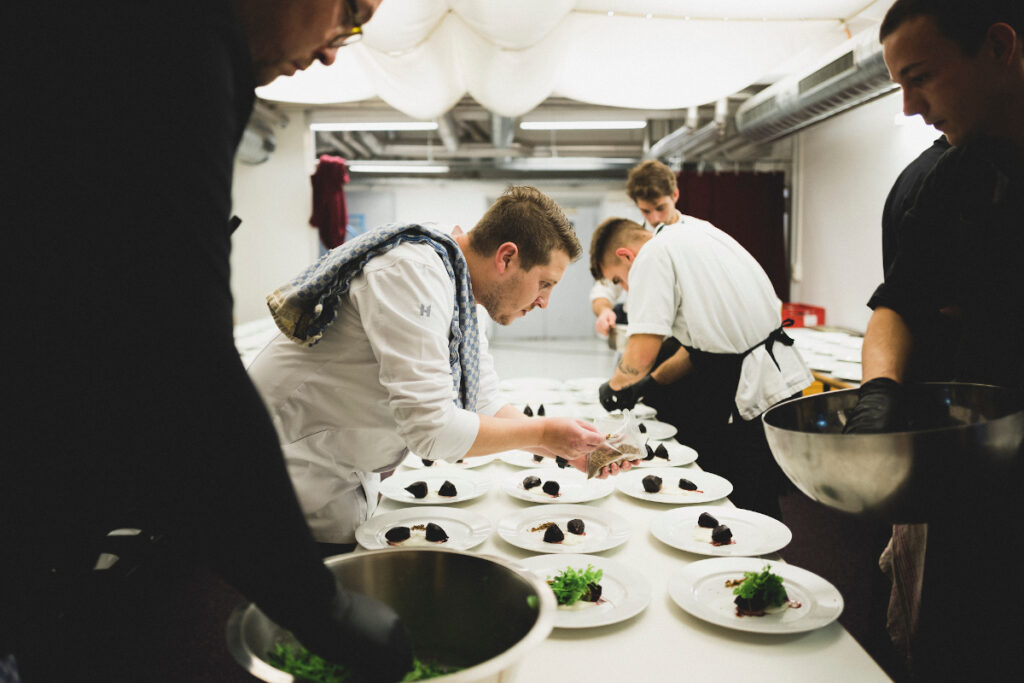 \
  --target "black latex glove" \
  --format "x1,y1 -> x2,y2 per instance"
599,376 -> 655,412
290,577 -> 413,682
842,377 -> 905,434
